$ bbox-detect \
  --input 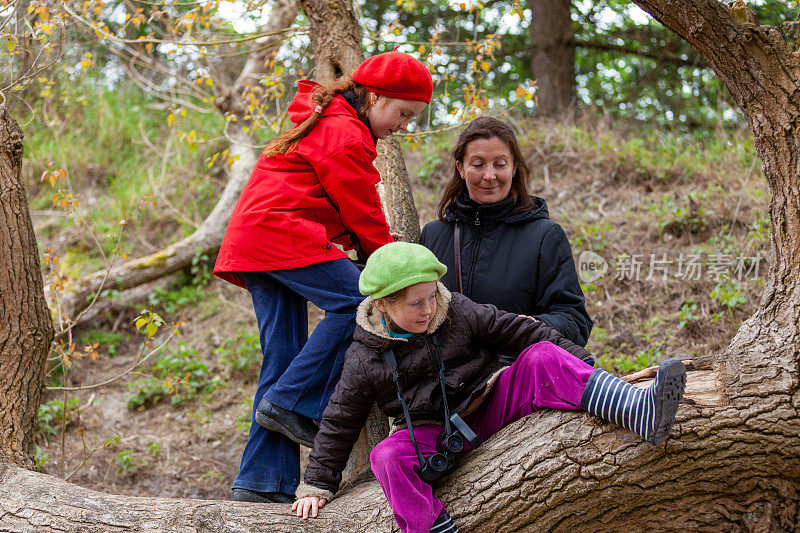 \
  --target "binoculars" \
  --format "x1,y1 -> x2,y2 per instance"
419,413 -> 480,483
